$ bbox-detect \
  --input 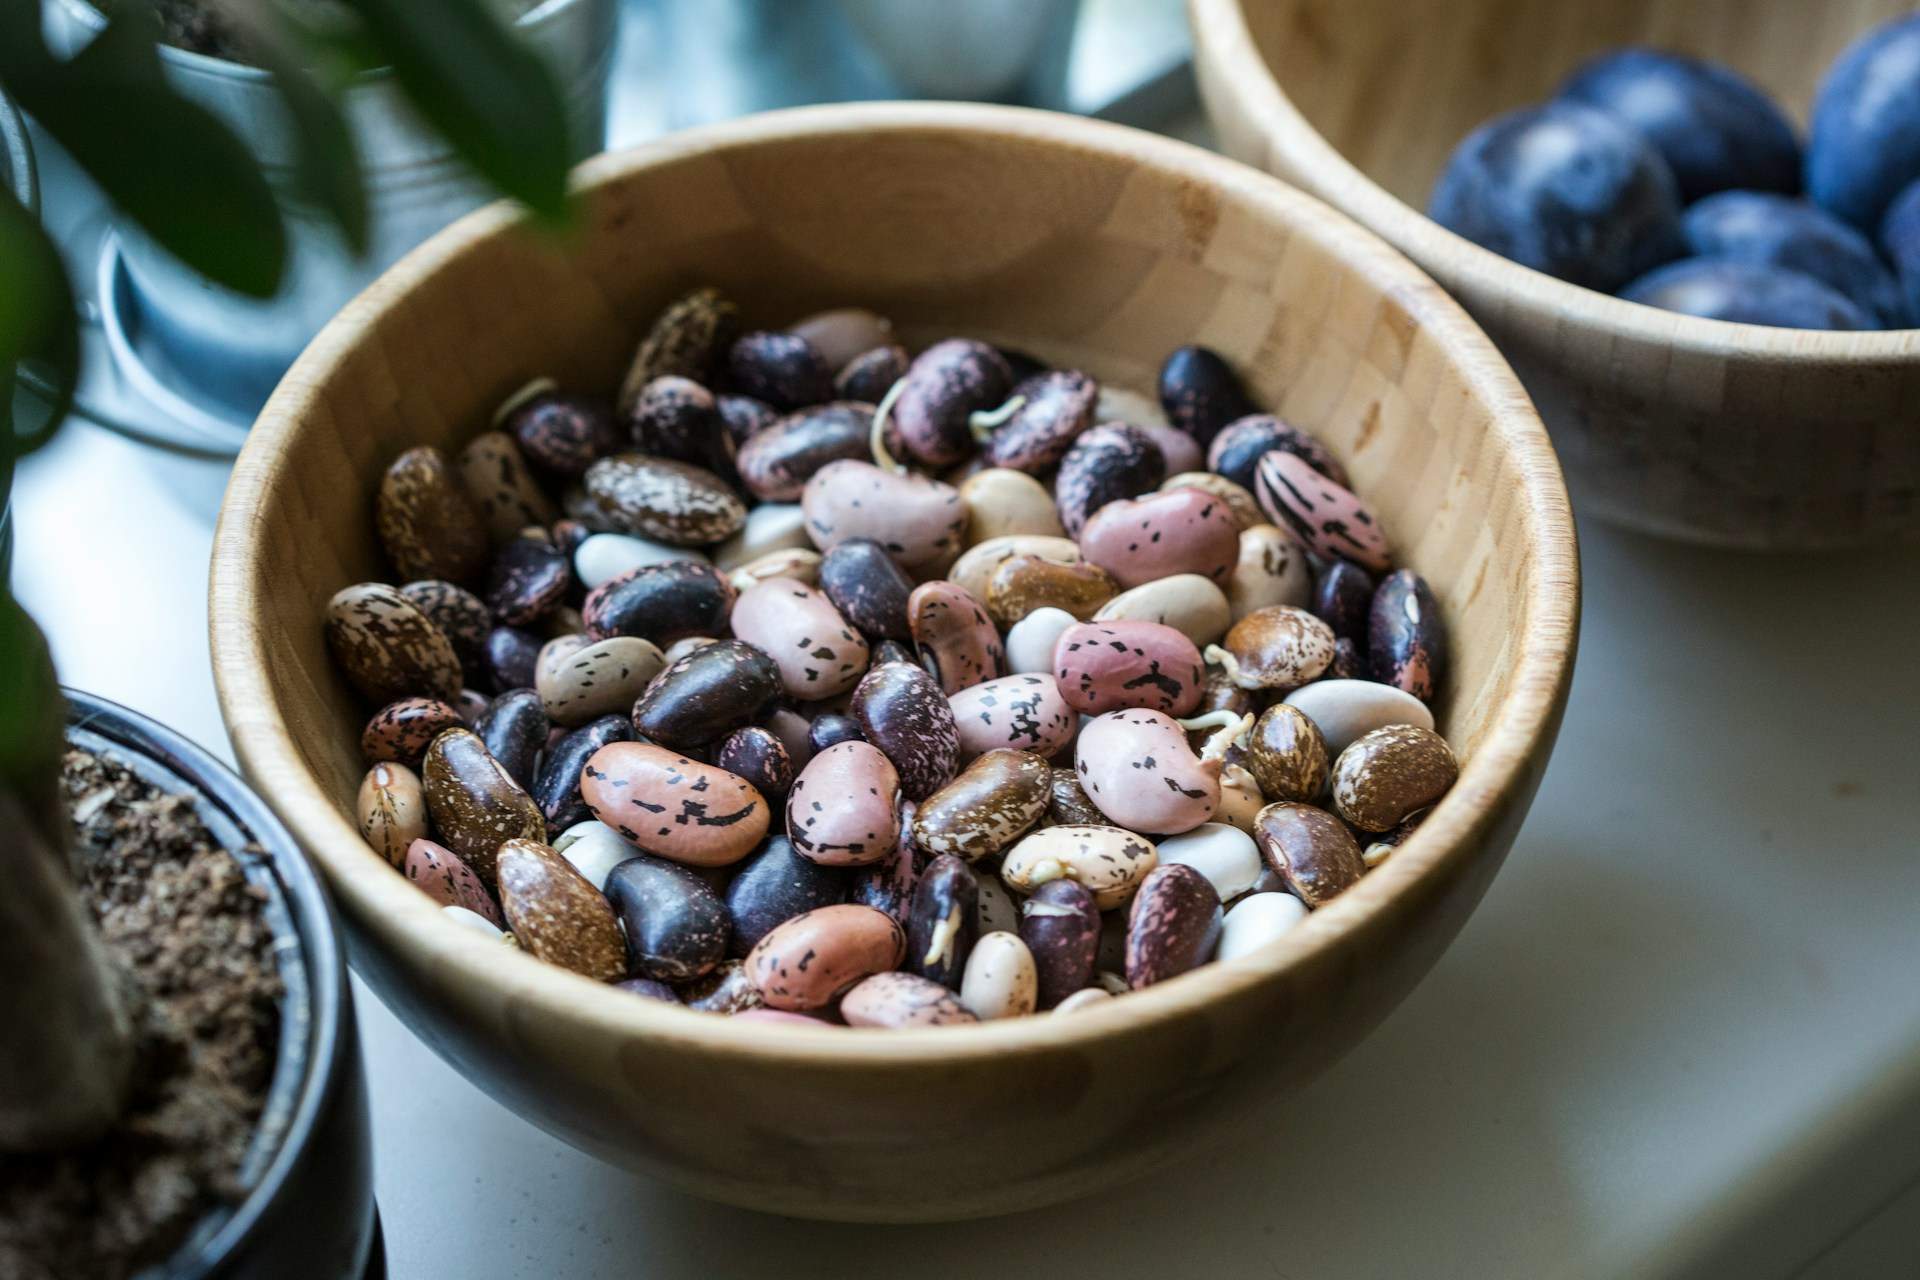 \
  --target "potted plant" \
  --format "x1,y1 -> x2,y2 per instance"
0,4 -> 579,1273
